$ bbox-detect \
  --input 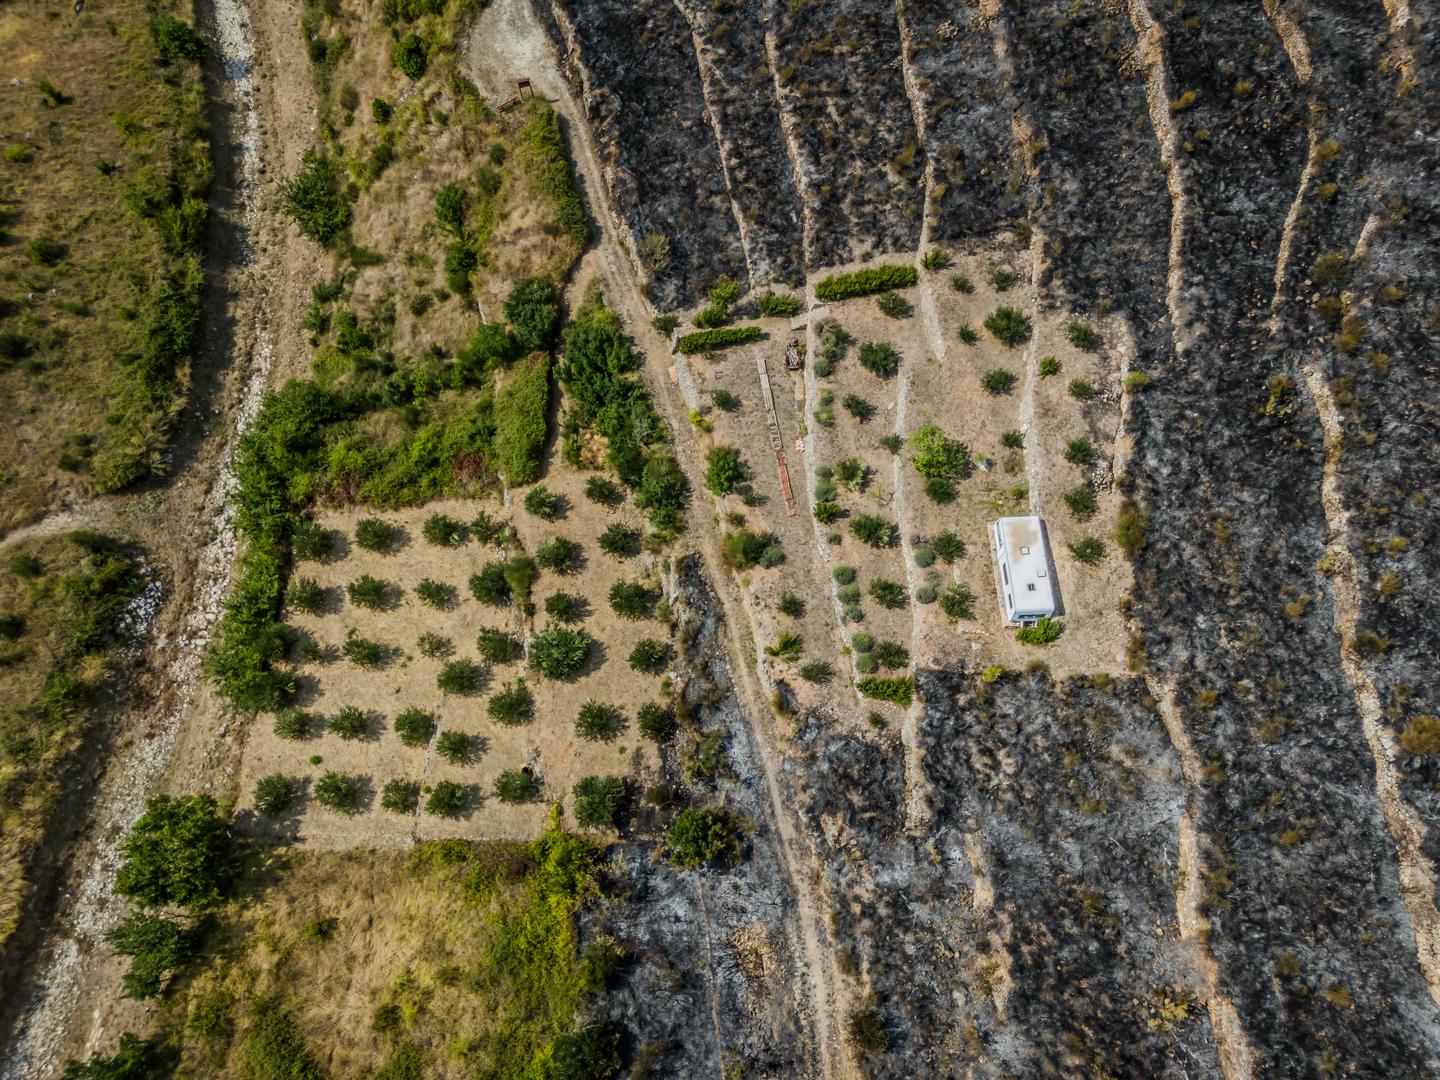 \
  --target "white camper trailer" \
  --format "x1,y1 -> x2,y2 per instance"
989,516 -> 1057,625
